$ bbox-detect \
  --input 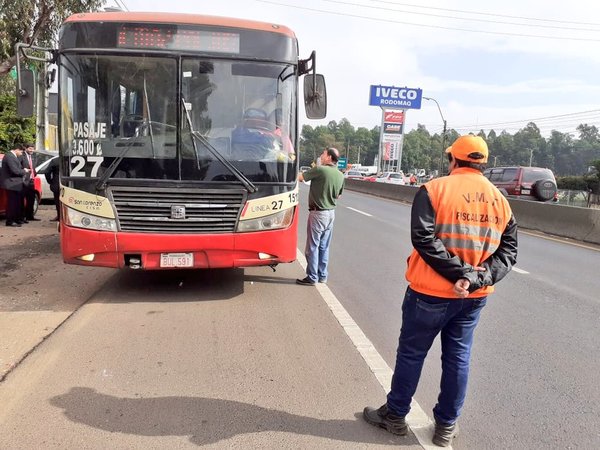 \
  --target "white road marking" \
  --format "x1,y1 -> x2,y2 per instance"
346,206 -> 373,217
297,249 -> 444,450
512,267 -> 529,274
519,229 -> 600,252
